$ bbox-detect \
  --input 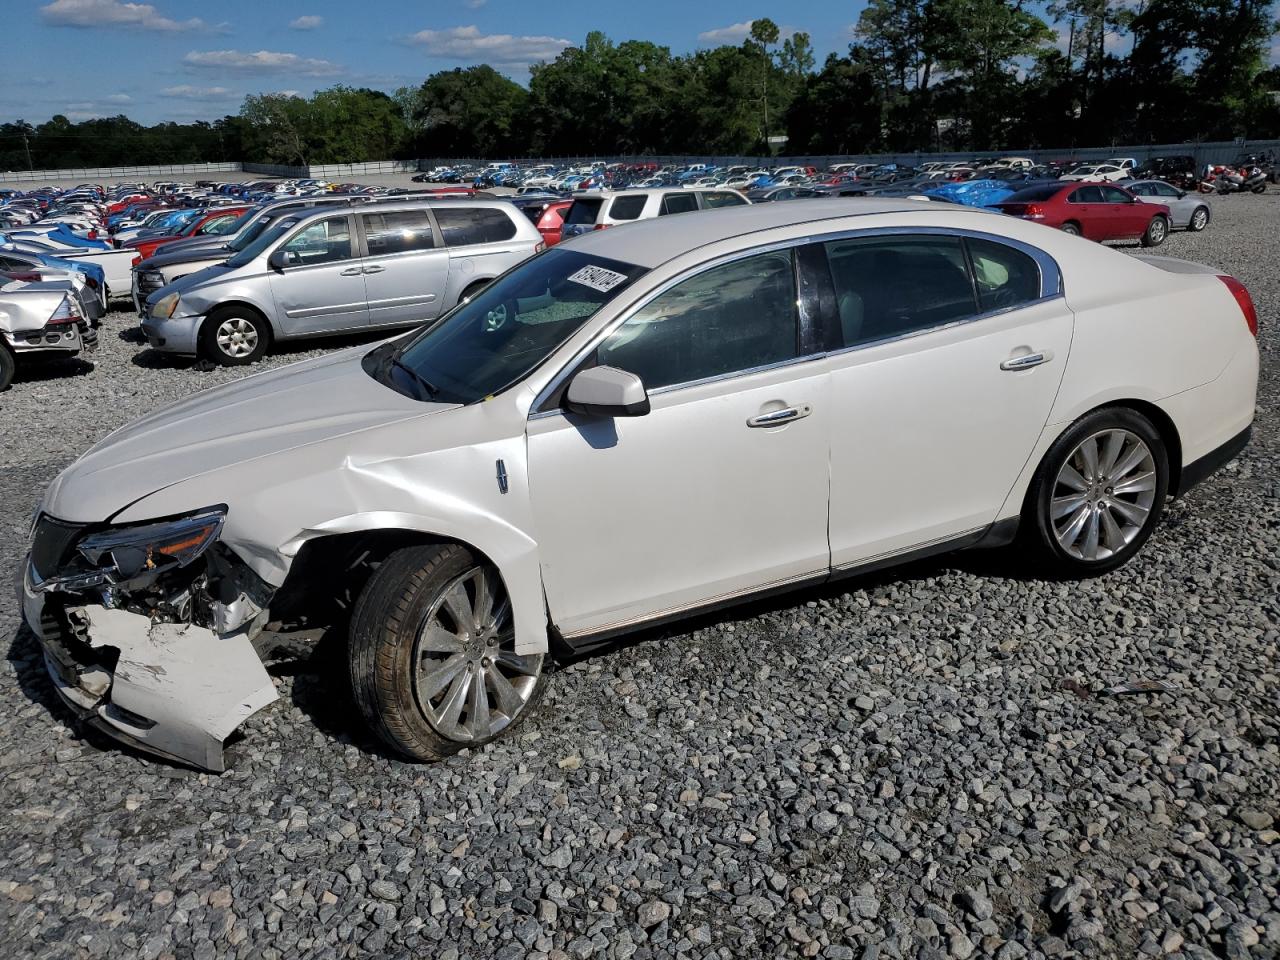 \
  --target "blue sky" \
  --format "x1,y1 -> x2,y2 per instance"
3,0 -> 1277,126
0,0 -> 870,125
